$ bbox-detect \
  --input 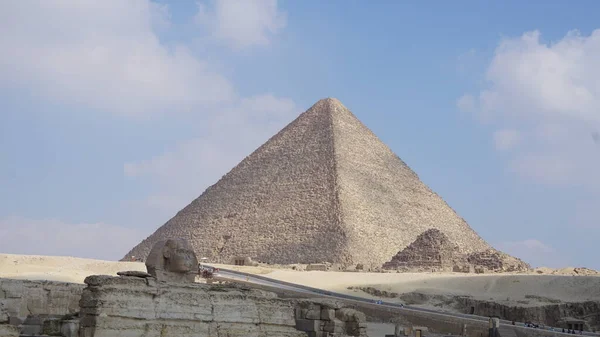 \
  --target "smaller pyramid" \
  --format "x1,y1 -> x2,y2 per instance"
383,229 -> 529,272
382,229 -> 461,271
